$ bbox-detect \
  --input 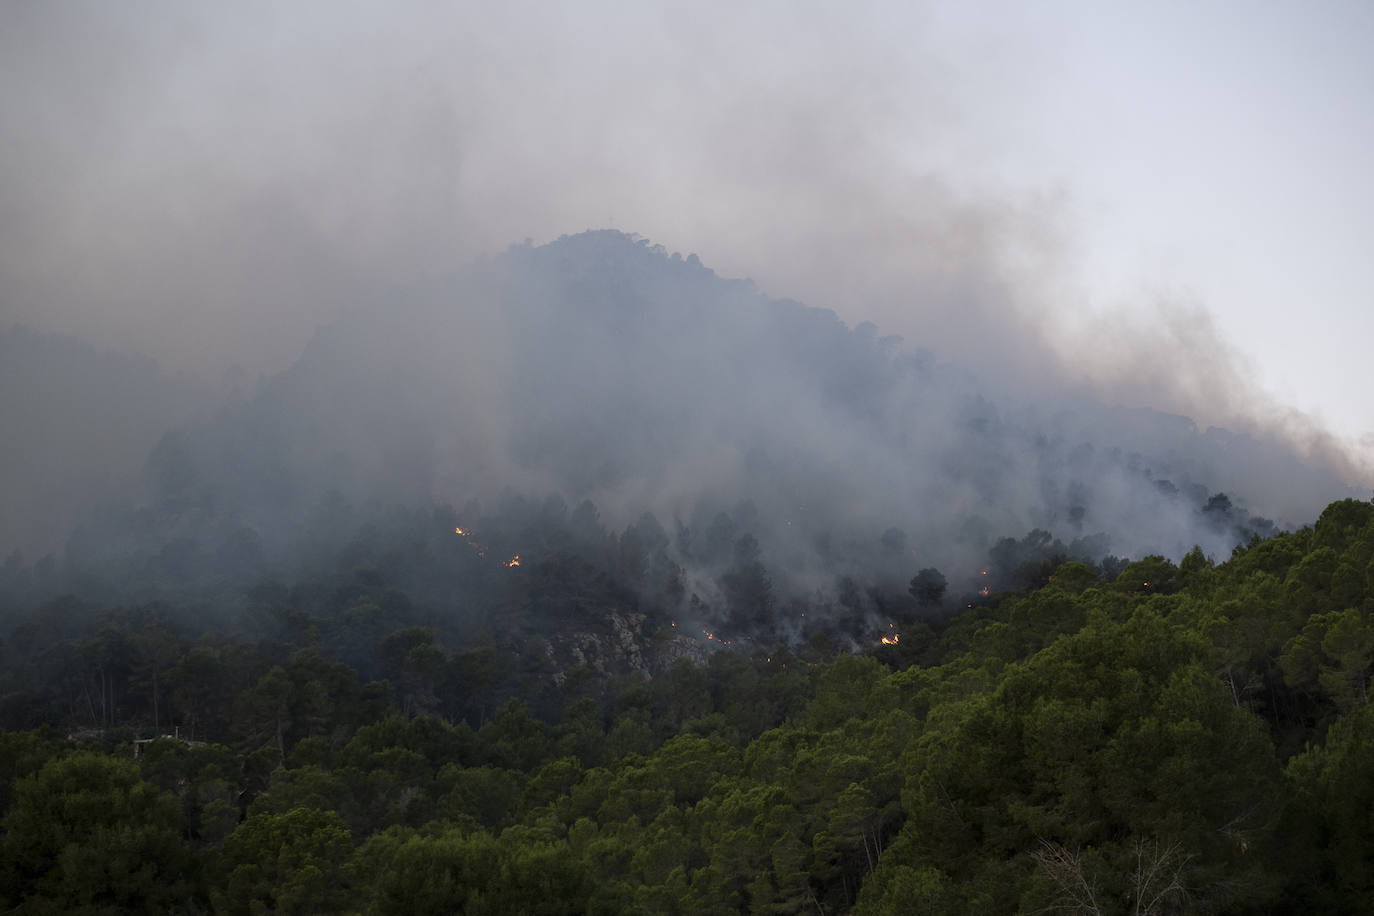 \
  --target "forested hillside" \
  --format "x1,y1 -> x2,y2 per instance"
7,2 -> 1372,910
1,232 -> 1369,913
3,497 -> 1372,913
14,232 -> 1350,650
